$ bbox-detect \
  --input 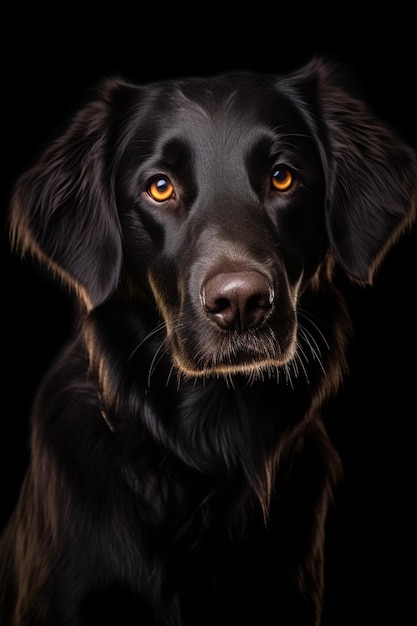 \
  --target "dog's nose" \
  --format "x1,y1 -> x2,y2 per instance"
202,271 -> 273,331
